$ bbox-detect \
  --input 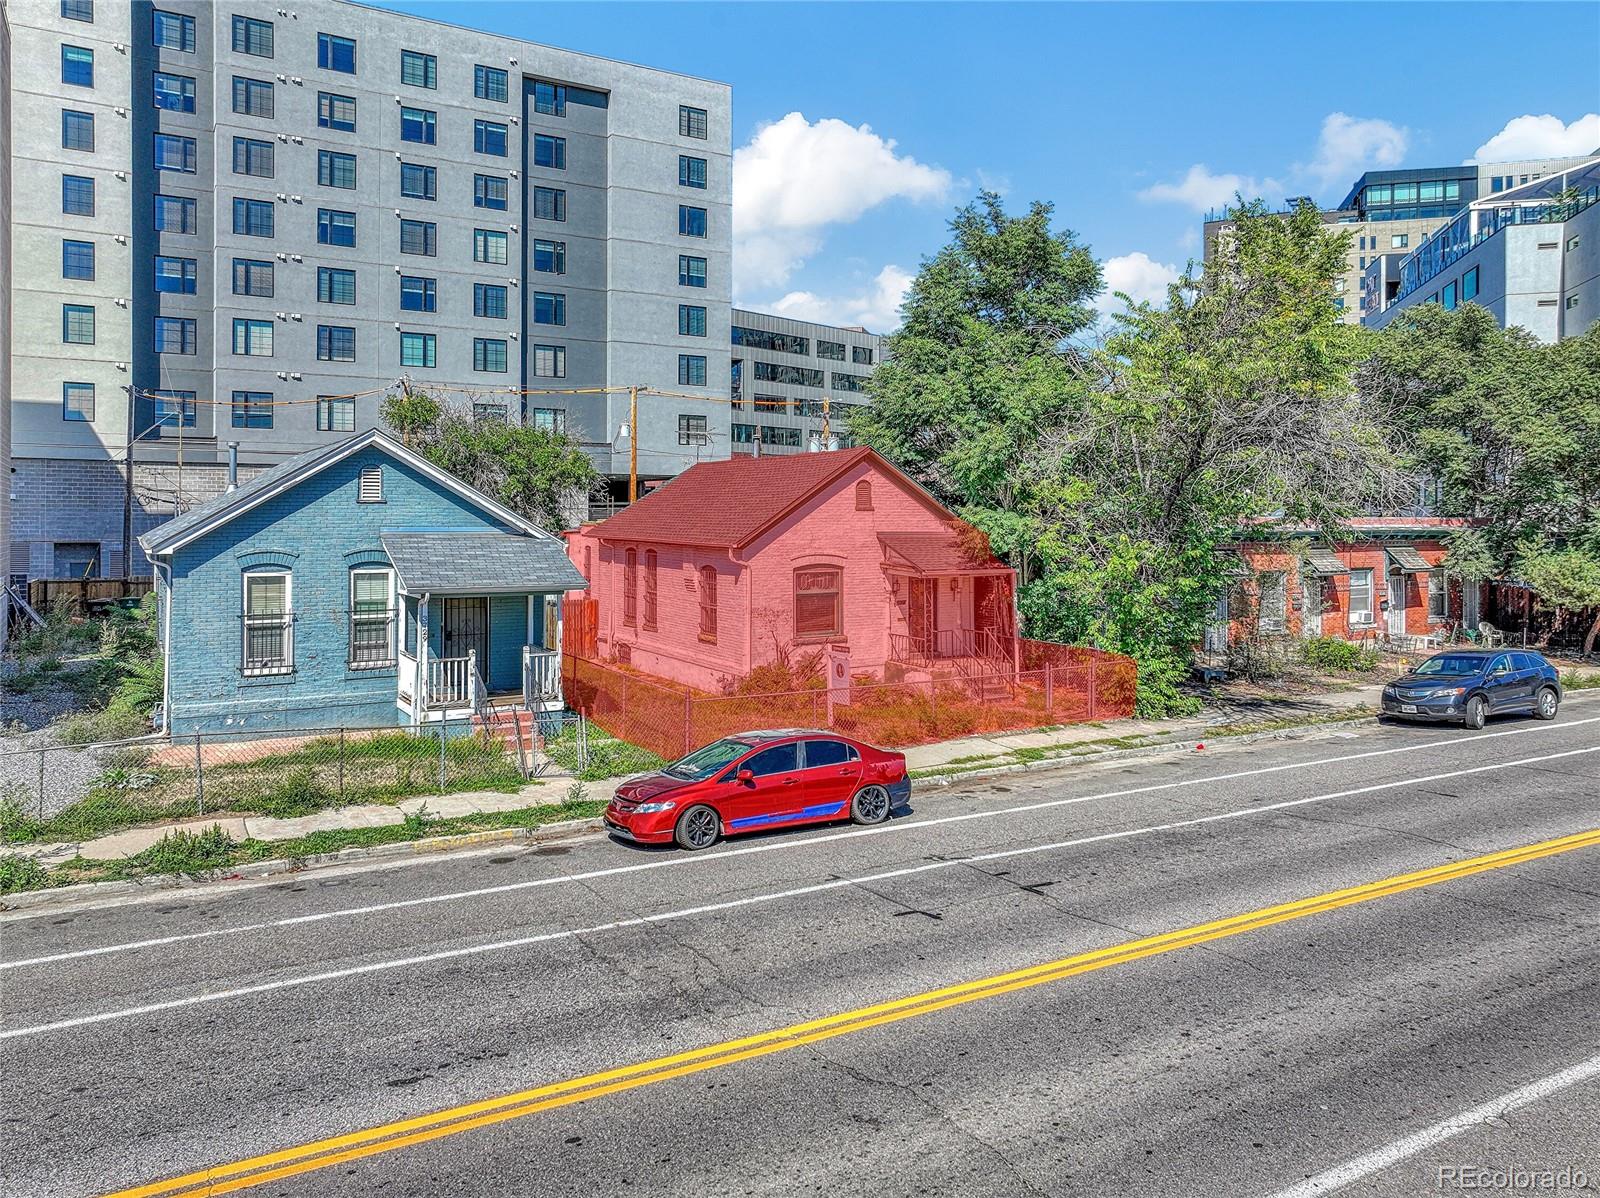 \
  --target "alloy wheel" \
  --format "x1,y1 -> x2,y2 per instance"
852,785 -> 891,825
